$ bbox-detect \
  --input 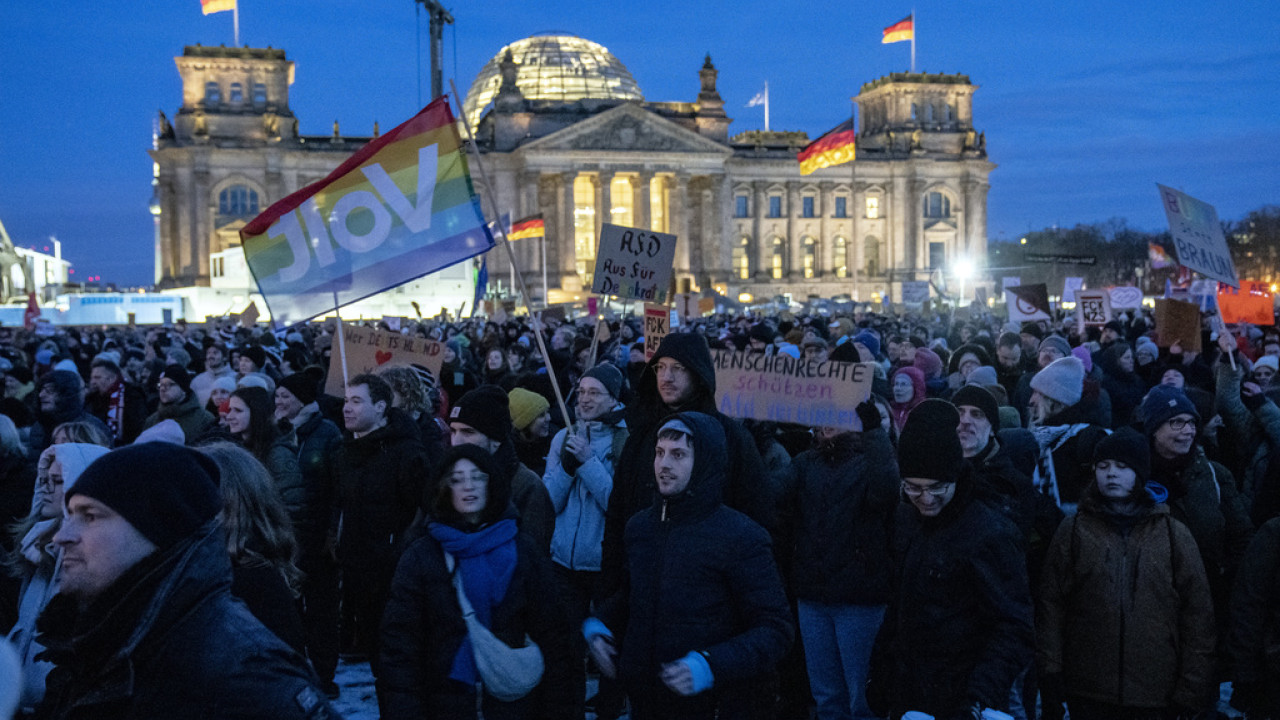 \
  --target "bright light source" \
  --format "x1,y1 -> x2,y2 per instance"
954,258 -> 975,281
1019,237 -> 1027,245
738,293 -> 753,304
